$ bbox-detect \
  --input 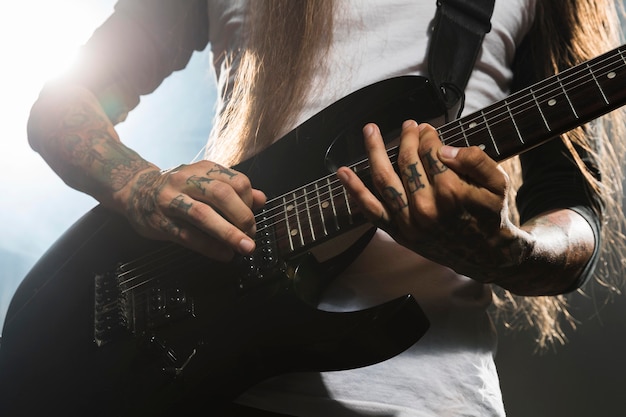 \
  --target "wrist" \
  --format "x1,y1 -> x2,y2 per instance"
108,165 -> 161,215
